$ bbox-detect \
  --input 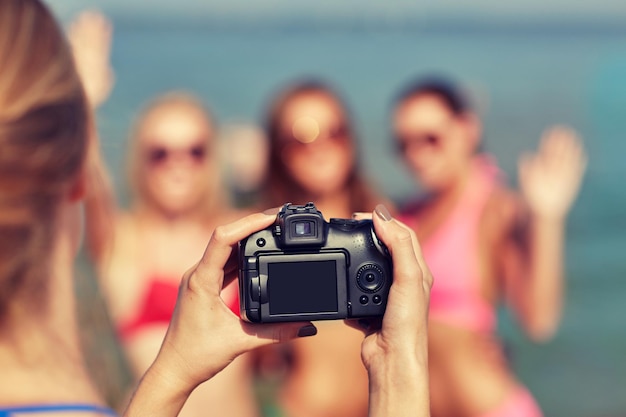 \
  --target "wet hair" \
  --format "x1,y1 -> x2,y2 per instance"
394,76 -> 470,115
263,79 -> 379,213
126,91 -> 226,217
0,0 -> 89,313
